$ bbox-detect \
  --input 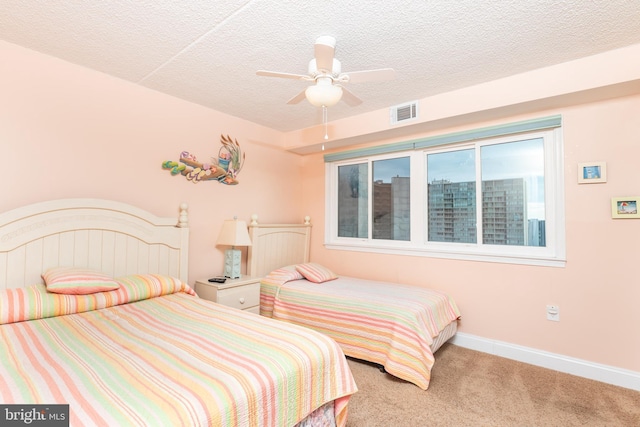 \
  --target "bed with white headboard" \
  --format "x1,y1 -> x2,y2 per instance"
247,215 -> 461,390
0,198 -> 189,289
0,199 -> 356,427
247,213 -> 312,277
